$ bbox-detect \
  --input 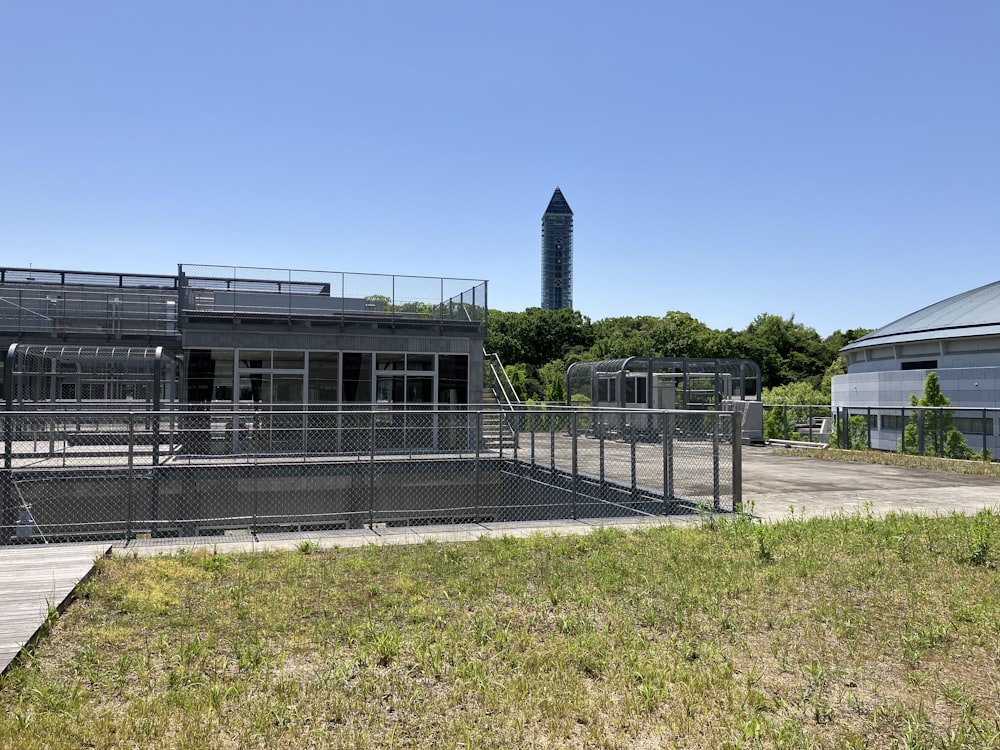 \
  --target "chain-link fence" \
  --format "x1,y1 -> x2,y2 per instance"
762,404 -> 1000,460
831,405 -> 999,459
1,406 -> 742,545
